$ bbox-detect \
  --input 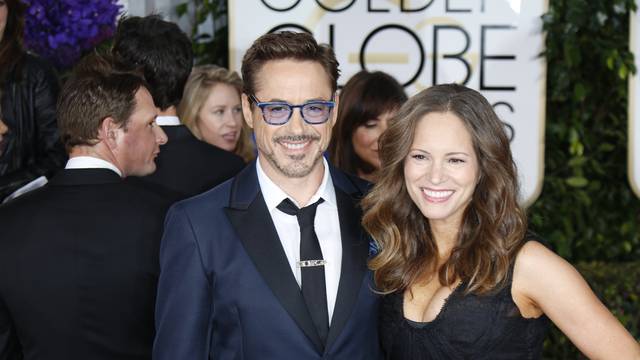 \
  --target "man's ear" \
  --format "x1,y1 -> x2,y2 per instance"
241,93 -> 255,129
98,117 -> 119,149
329,93 -> 339,128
